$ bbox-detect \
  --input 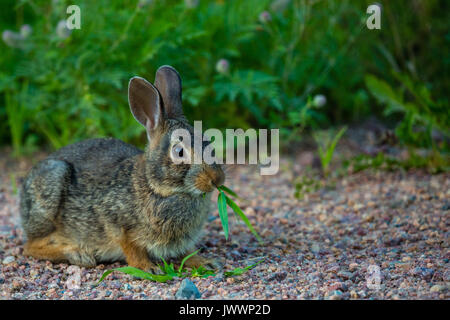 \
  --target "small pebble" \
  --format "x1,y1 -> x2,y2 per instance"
337,271 -> 353,280
349,263 -> 359,271
175,279 -> 201,299
430,285 -> 444,293
2,256 -> 15,265
329,290 -> 343,300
